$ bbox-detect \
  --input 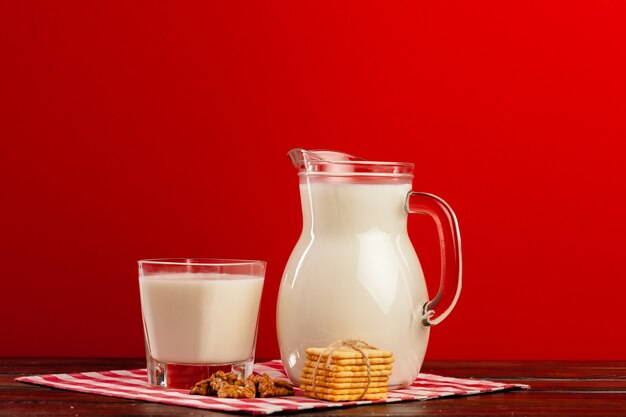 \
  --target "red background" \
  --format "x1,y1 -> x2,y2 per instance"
1,1 -> 625,360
